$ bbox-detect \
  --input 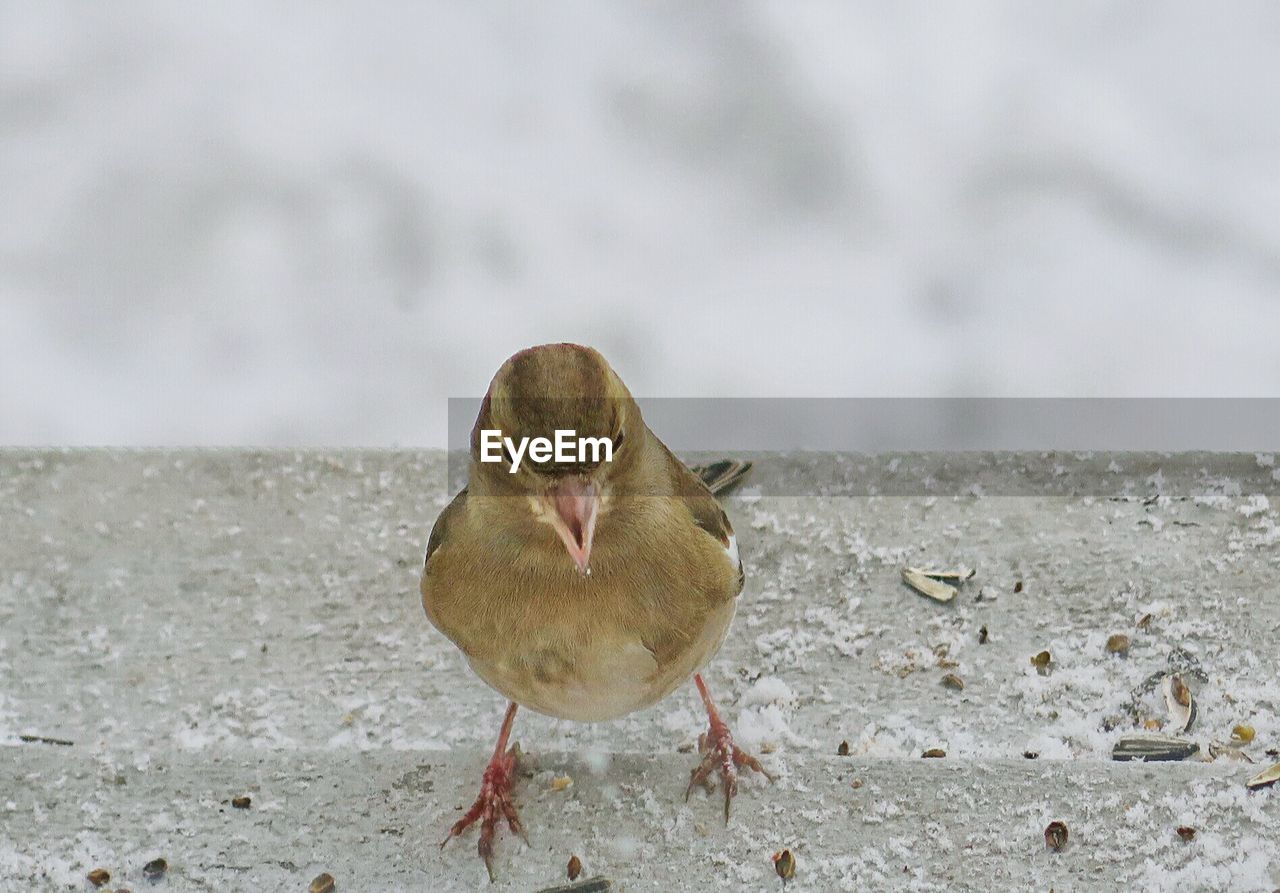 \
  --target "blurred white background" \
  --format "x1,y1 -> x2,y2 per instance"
3,2 -> 1280,446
